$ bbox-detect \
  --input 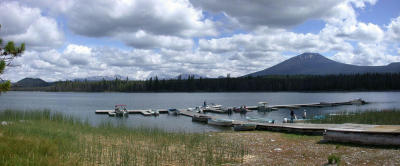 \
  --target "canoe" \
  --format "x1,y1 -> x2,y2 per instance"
208,118 -> 233,127
233,124 -> 257,131
192,114 -> 211,123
